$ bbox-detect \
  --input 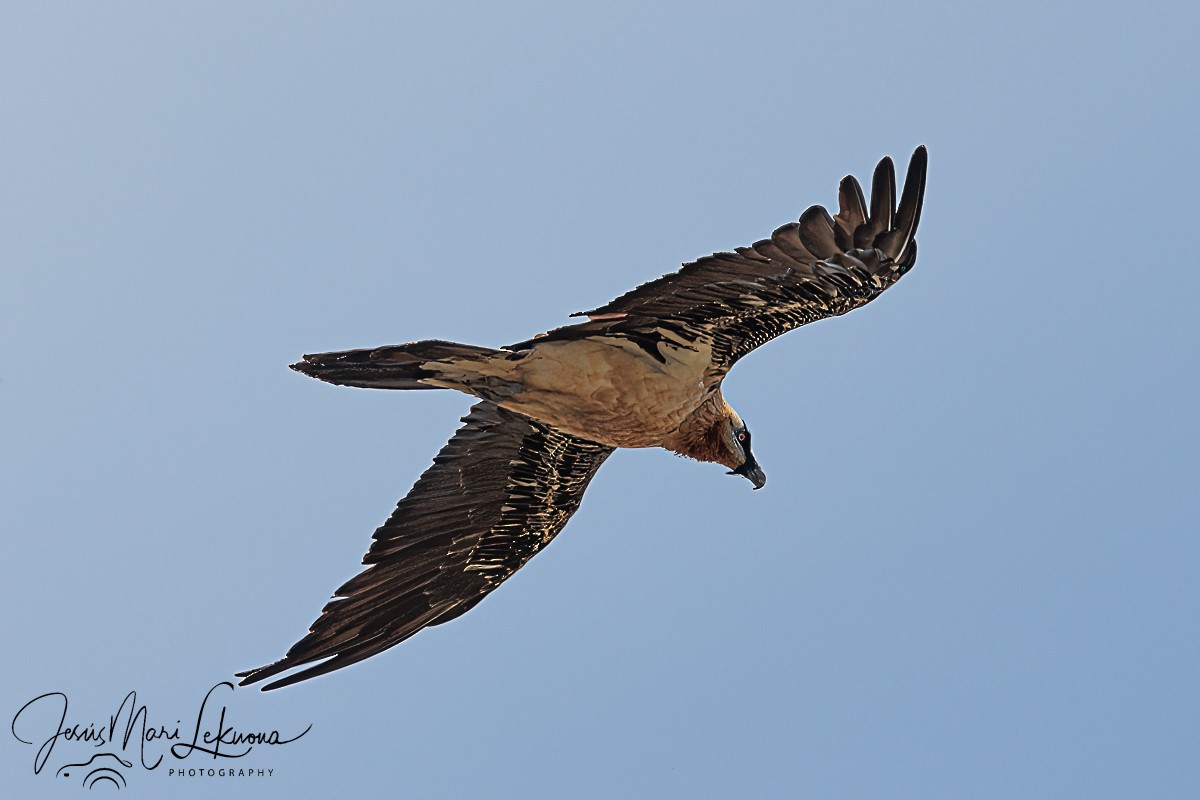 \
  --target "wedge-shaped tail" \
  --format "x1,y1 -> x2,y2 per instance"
292,339 -> 509,392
